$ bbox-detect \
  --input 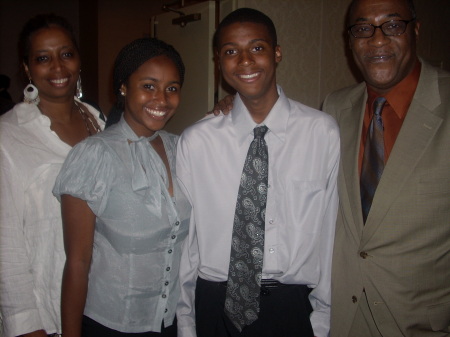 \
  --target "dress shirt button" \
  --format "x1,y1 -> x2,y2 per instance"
168,249 -> 172,254
162,294 -> 167,298
352,296 -> 357,303
269,248 -> 275,253
269,219 -> 274,224
171,235 -> 176,239
175,221 -> 180,226
165,308 -> 168,313
165,281 -> 169,286
359,251 -> 368,259
166,267 -> 171,271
